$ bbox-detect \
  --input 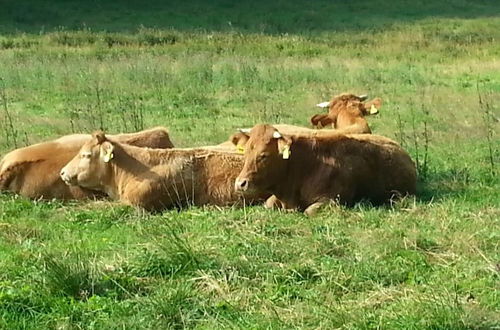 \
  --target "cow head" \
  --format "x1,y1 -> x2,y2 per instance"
234,124 -> 292,194
316,93 -> 366,109
60,131 -> 115,190
316,93 -> 382,116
